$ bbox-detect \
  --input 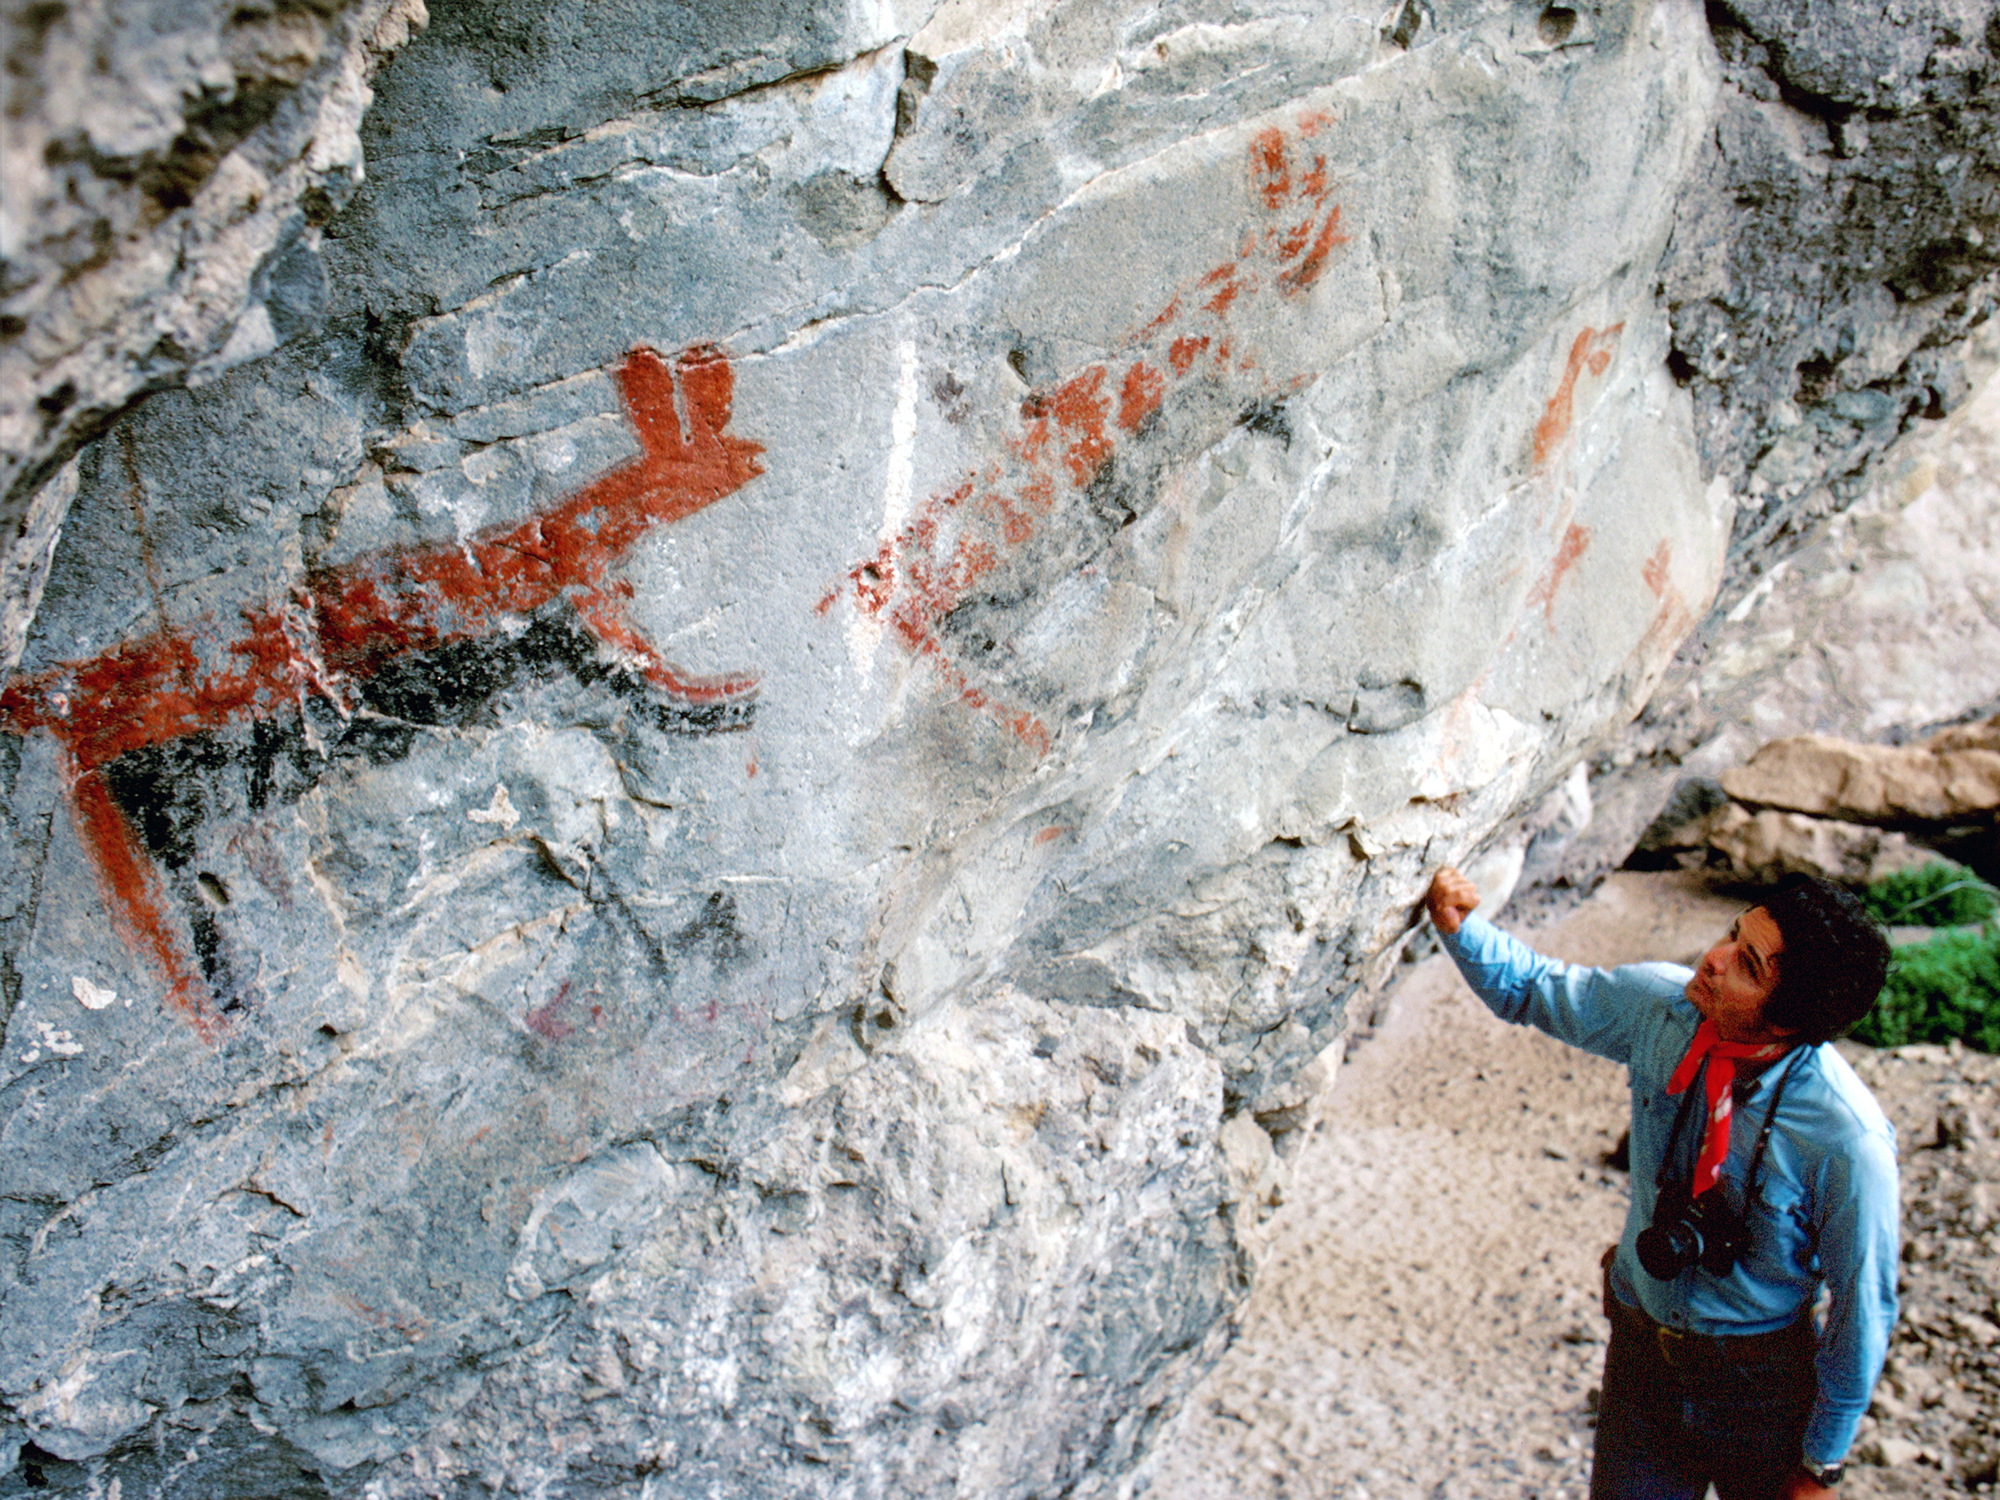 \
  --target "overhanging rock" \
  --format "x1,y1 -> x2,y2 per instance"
0,1 -> 1994,1496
